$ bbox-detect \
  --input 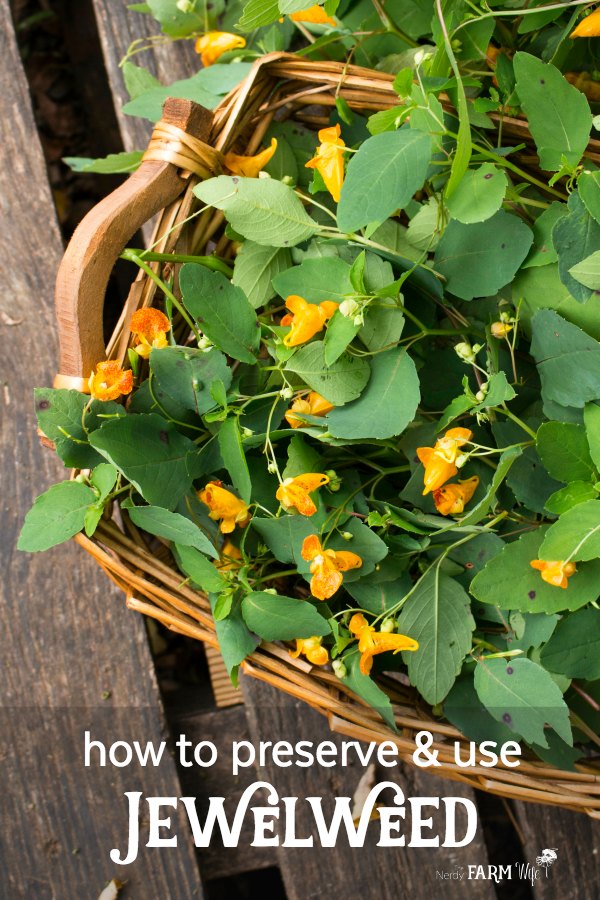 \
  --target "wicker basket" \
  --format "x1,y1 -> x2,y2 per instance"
53,52 -> 600,817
